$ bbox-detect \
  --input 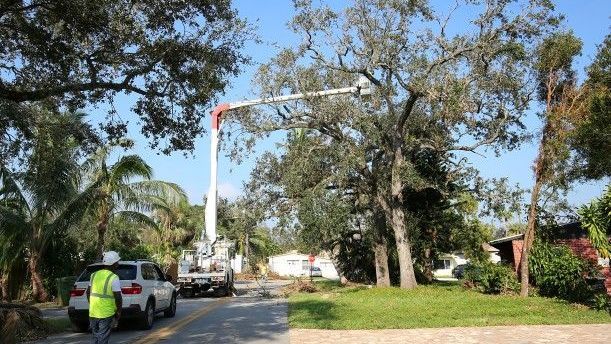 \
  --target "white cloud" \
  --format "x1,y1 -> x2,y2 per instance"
217,182 -> 240,200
